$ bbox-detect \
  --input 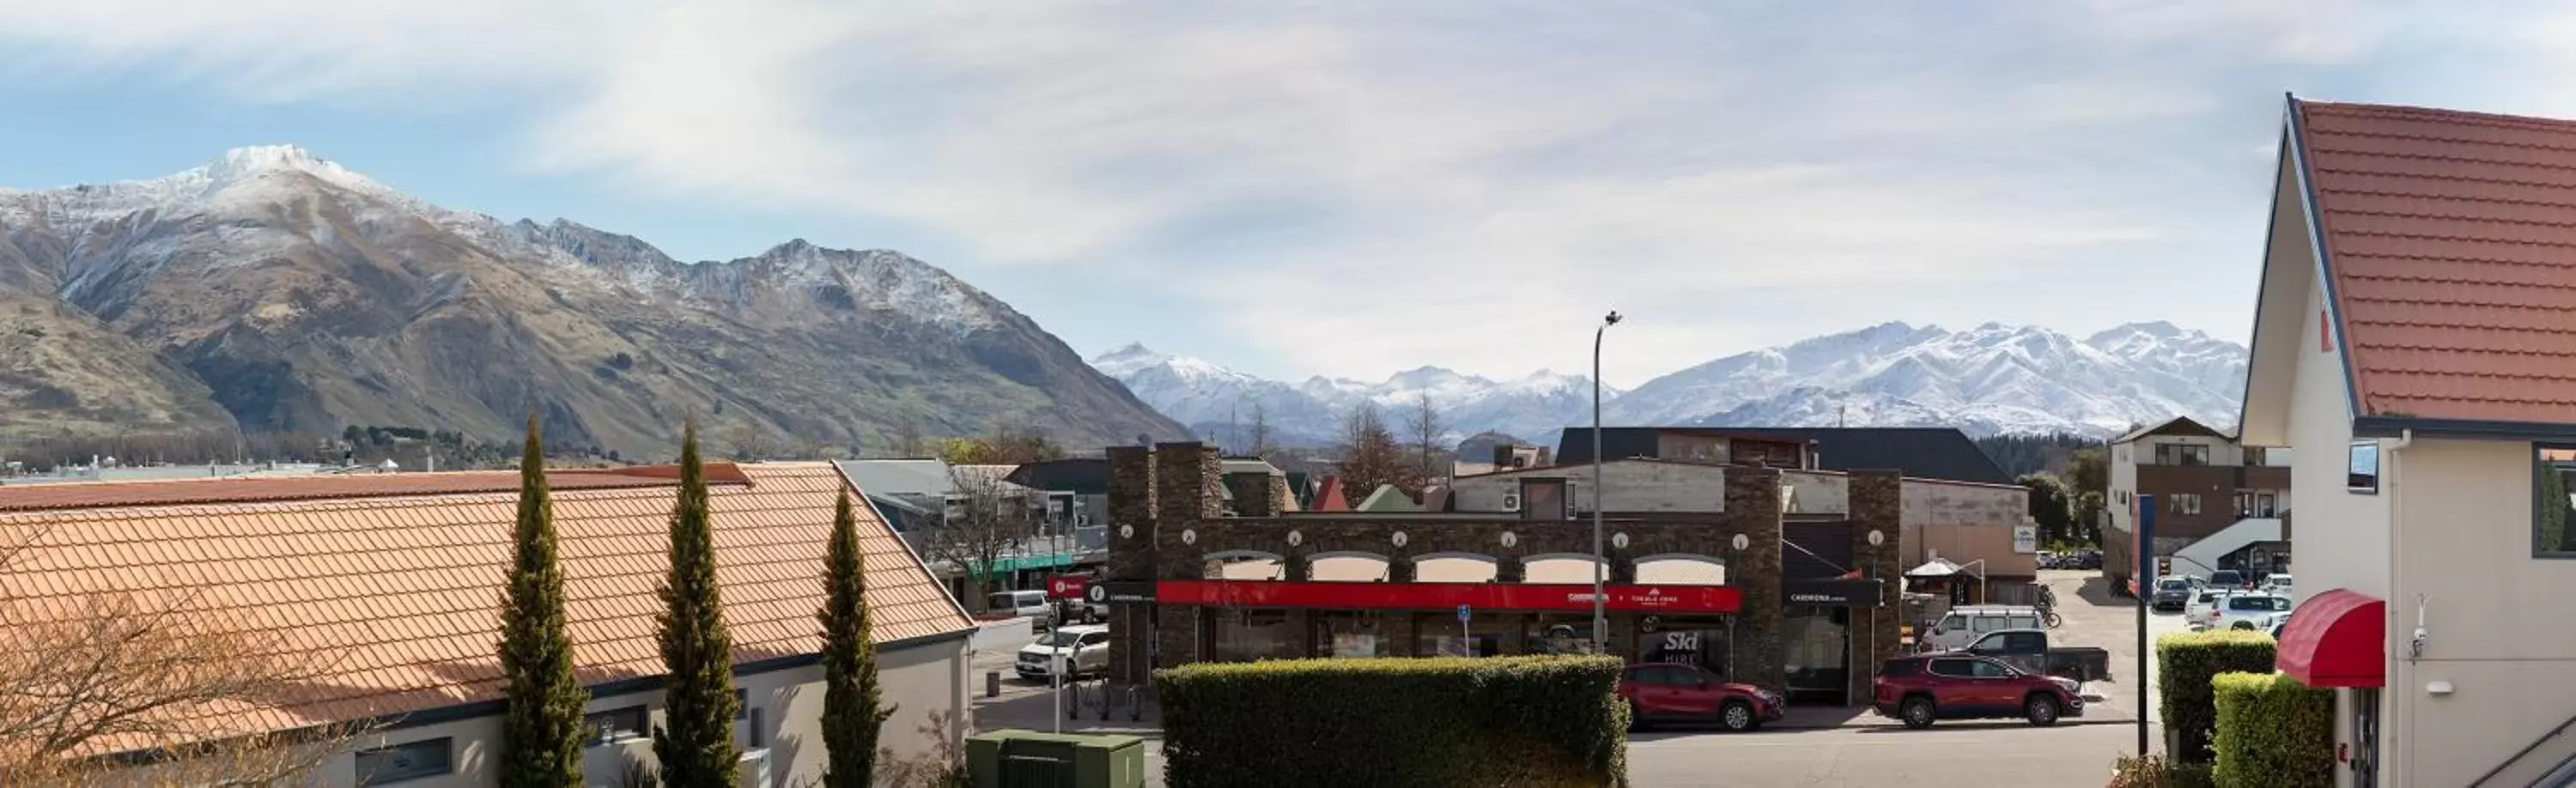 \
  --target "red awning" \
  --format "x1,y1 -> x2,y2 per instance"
1156,579 -> 1742,614
2276,588 -> 2385,688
